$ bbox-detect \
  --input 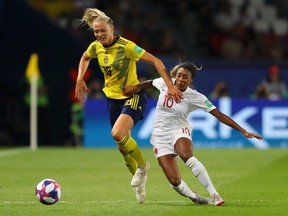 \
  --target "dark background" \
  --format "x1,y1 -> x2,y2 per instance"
0,0 -> 287,146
